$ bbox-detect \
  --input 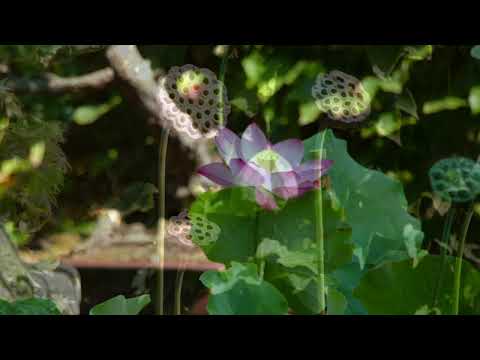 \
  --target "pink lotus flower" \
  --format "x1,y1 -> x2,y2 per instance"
198,123 -> 333,210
